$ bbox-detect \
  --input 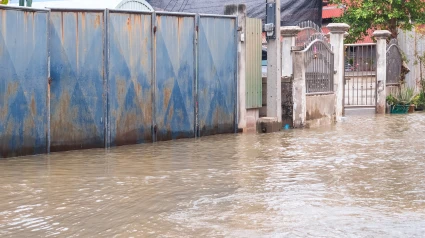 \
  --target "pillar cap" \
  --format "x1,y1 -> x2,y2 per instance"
373,30 -> 391,39
280,26 -> 302,37
327,23 -> 350,34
